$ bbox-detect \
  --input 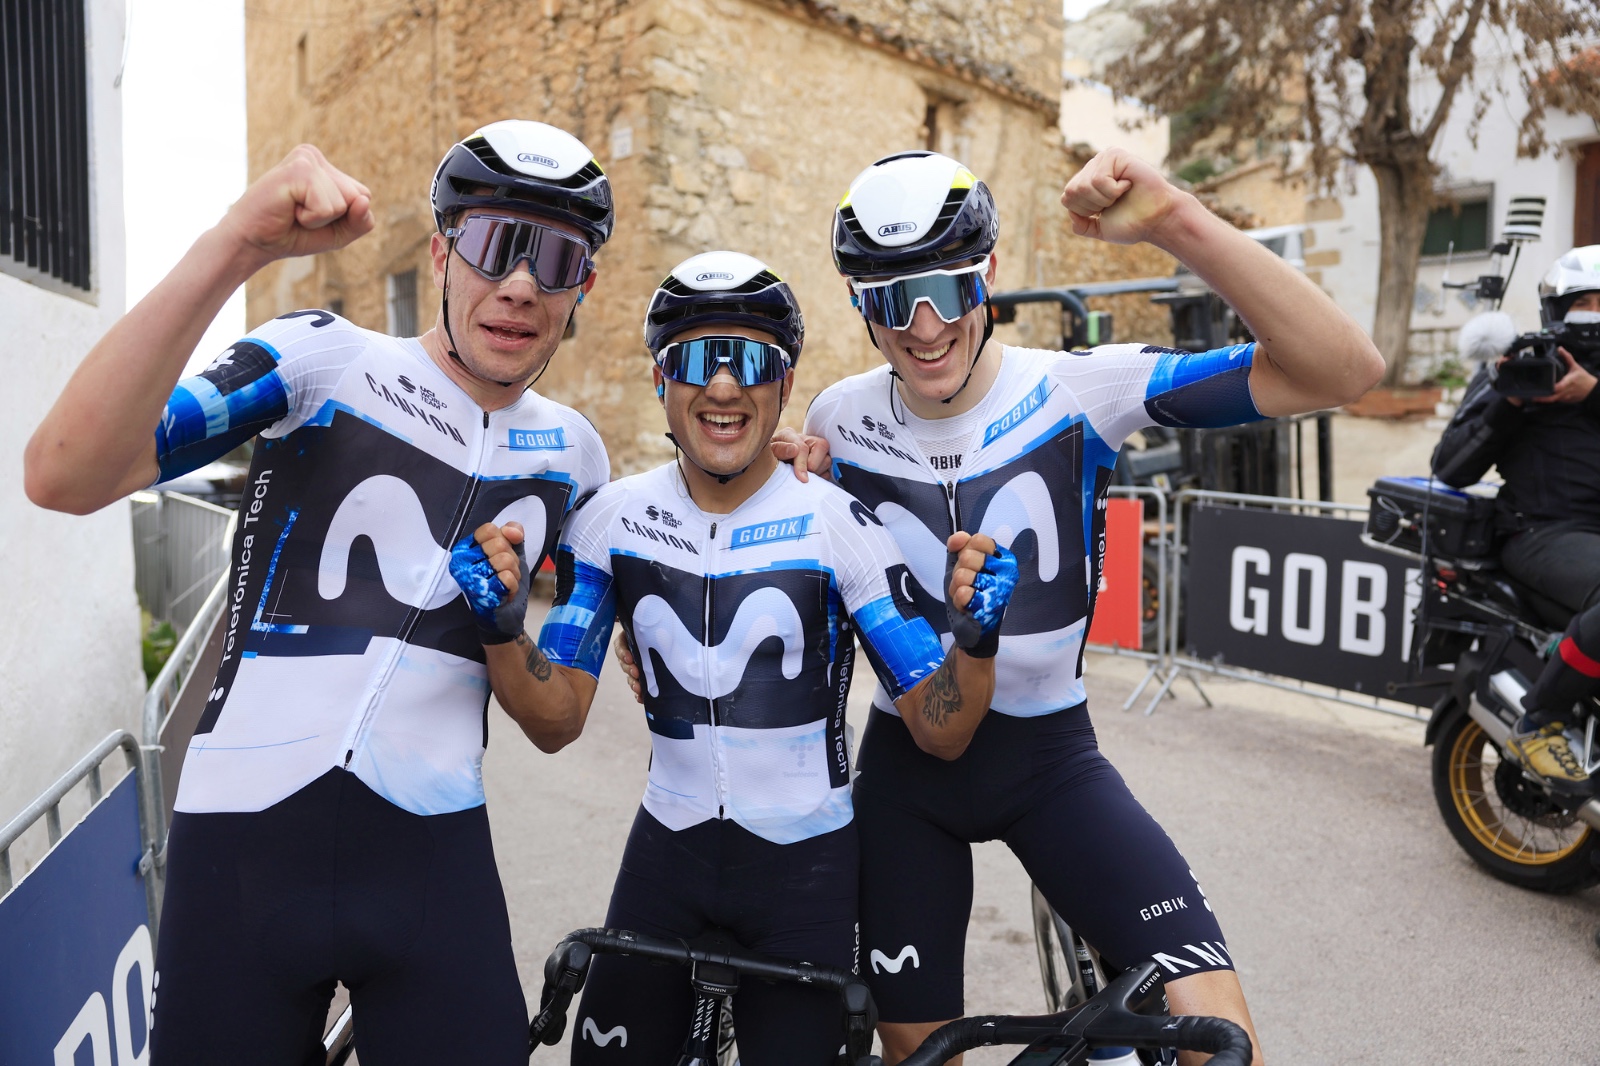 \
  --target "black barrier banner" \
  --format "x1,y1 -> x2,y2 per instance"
1185,505 -> 1445,704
